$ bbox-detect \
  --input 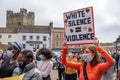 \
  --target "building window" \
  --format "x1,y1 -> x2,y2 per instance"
36,36 -> 39,41
63,33 -> 65,38
36,44 -> 39,49
8,42 -> 11,45
55,41 -> 60,48
22,35 -> 26,41
23,44 -> 26,49
55,33 -> 60,39
43,44 -> 46,48
43,36 -> 47,41
0,35 -> 2,38
0,42 -> 1,44
8,35 -> 11,38
29,36 -> 33,41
